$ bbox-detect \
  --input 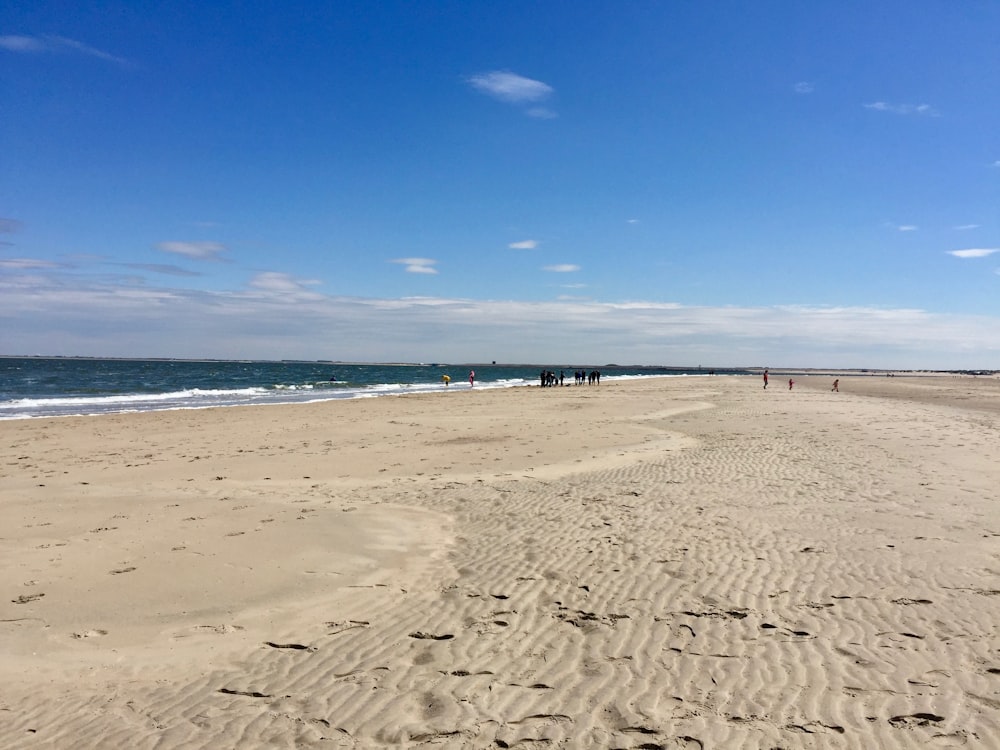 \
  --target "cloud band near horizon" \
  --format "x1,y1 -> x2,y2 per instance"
1,273 -> 997,368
